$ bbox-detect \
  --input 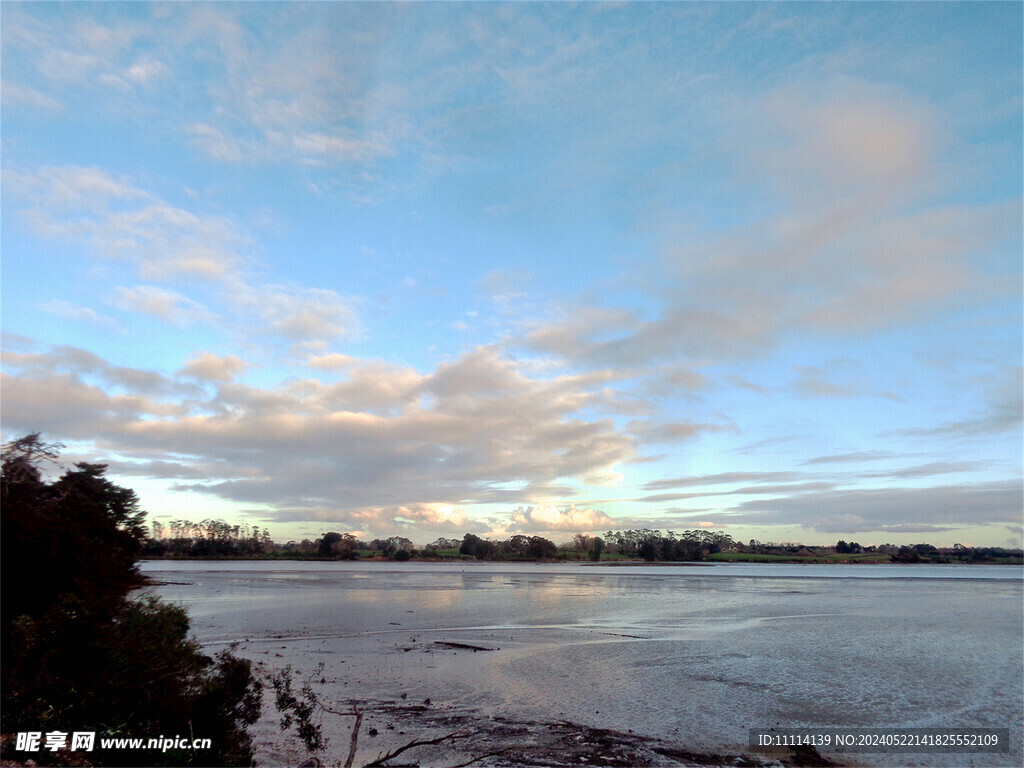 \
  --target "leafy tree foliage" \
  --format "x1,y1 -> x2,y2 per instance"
525,535 -> 558,559
1,435 -> 261,766
602,529 -> 734,561
425,537 -> 461,550
459,533 -> 494,559
317,531 -> 359,559
368,536 -> 414,556
457,533 -> 559,560
268,664 -> 328,752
